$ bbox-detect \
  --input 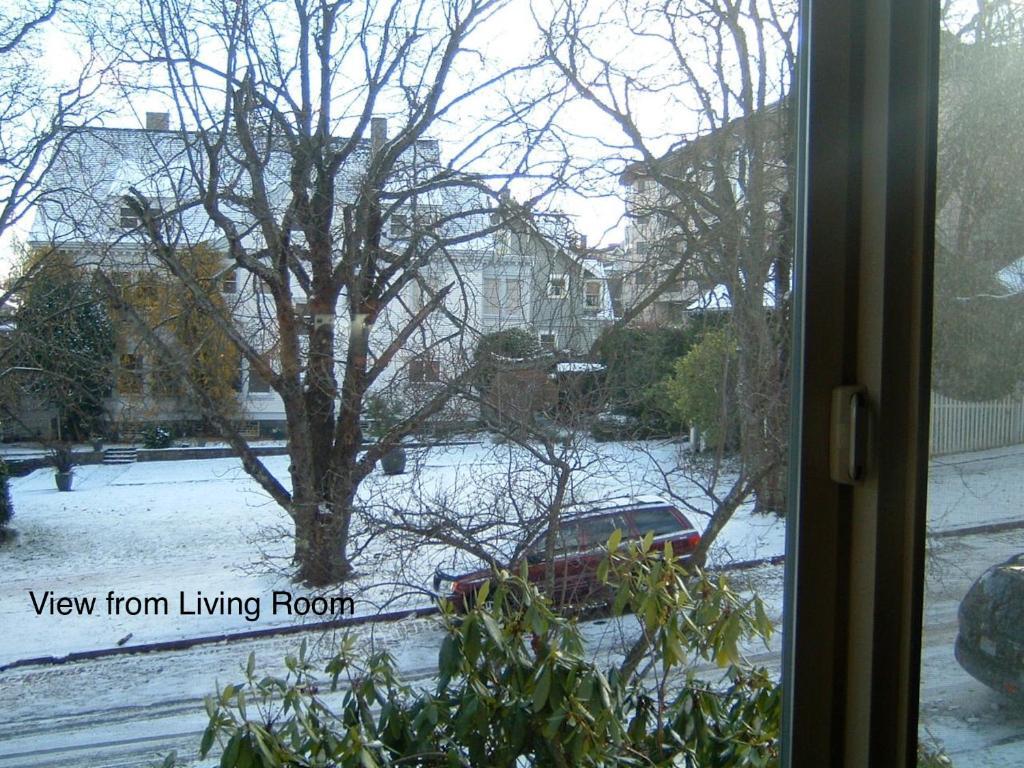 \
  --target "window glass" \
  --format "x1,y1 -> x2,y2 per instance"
117,353 -> 143,394
547,274 -> 567,298
918,15 -> 1024,763
628,507 -> 689,537
578,514 -> 628,547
